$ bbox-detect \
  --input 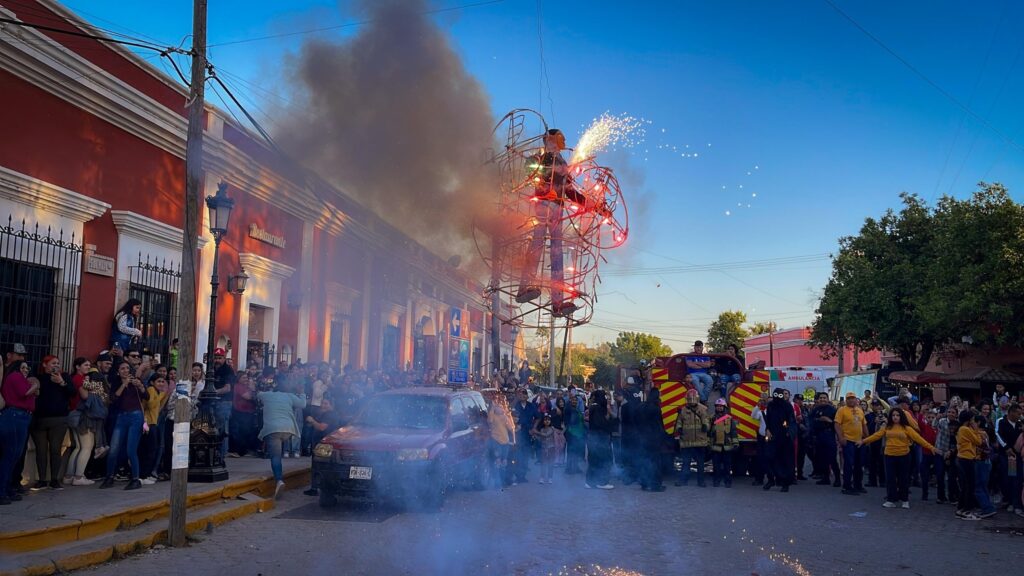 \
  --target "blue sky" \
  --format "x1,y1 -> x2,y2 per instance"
60,0 -> 1024,350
